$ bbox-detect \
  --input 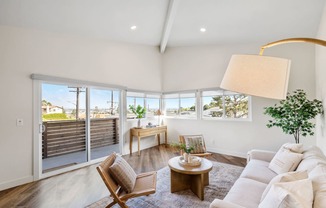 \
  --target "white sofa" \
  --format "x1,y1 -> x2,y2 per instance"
210,145 -> 326,208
